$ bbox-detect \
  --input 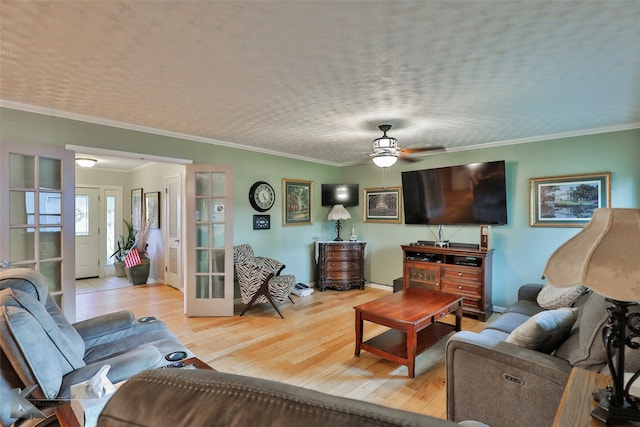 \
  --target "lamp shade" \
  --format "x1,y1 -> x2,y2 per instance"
327,204 -> 351,221
543,208 -> 640,302
372,155 -> 398,168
